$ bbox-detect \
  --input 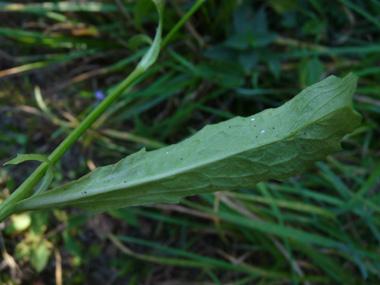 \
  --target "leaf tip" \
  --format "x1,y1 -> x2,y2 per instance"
3,154 -> 20,166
